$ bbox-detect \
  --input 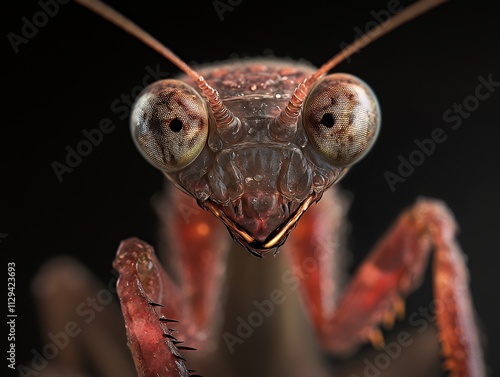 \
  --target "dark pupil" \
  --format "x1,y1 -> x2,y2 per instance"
169,118 -> 183,132
321,113 -> 335,128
